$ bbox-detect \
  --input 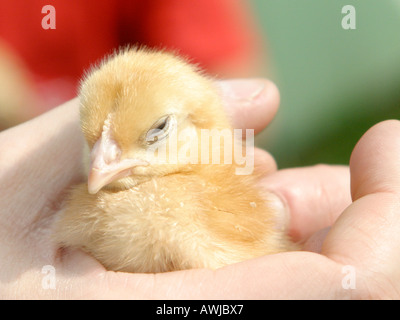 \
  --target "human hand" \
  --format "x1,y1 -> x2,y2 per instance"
0,78 -> 399,299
